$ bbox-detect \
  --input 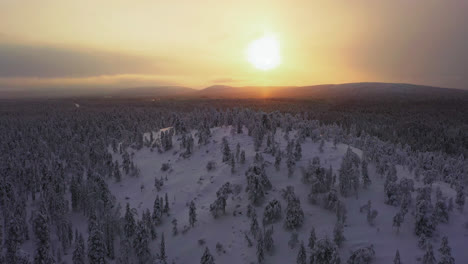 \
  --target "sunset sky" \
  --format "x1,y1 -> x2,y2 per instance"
1,0 -> 467,90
